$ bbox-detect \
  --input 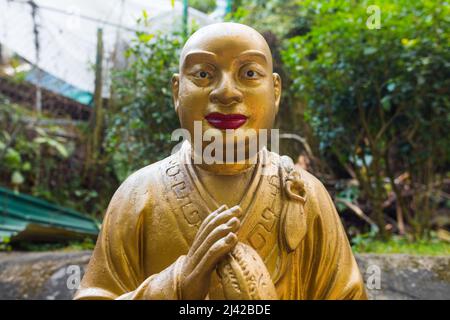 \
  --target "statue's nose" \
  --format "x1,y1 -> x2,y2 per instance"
209,74 -> 243,106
